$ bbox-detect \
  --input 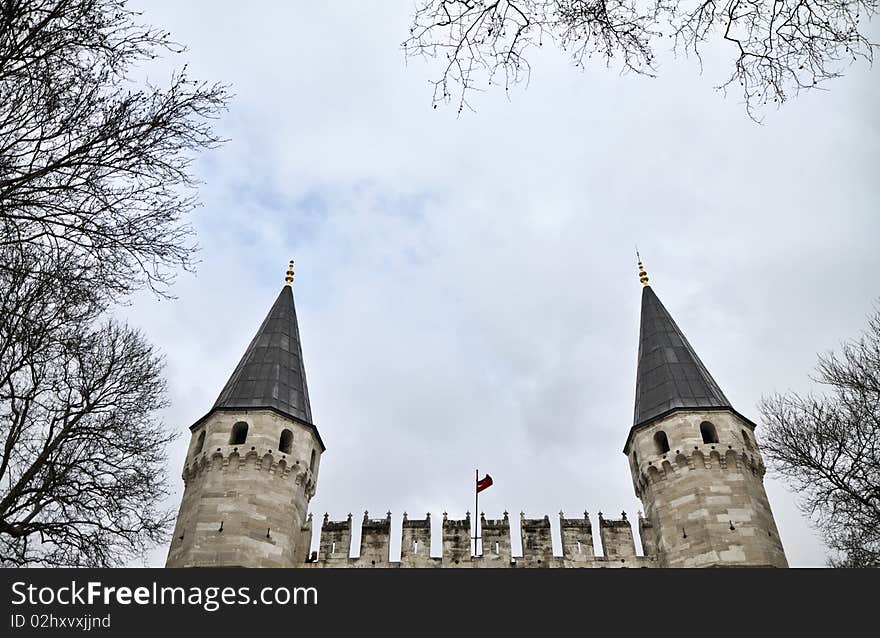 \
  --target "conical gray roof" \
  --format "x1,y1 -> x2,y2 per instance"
633,285 -> 730,427
213,285 -> 313,424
